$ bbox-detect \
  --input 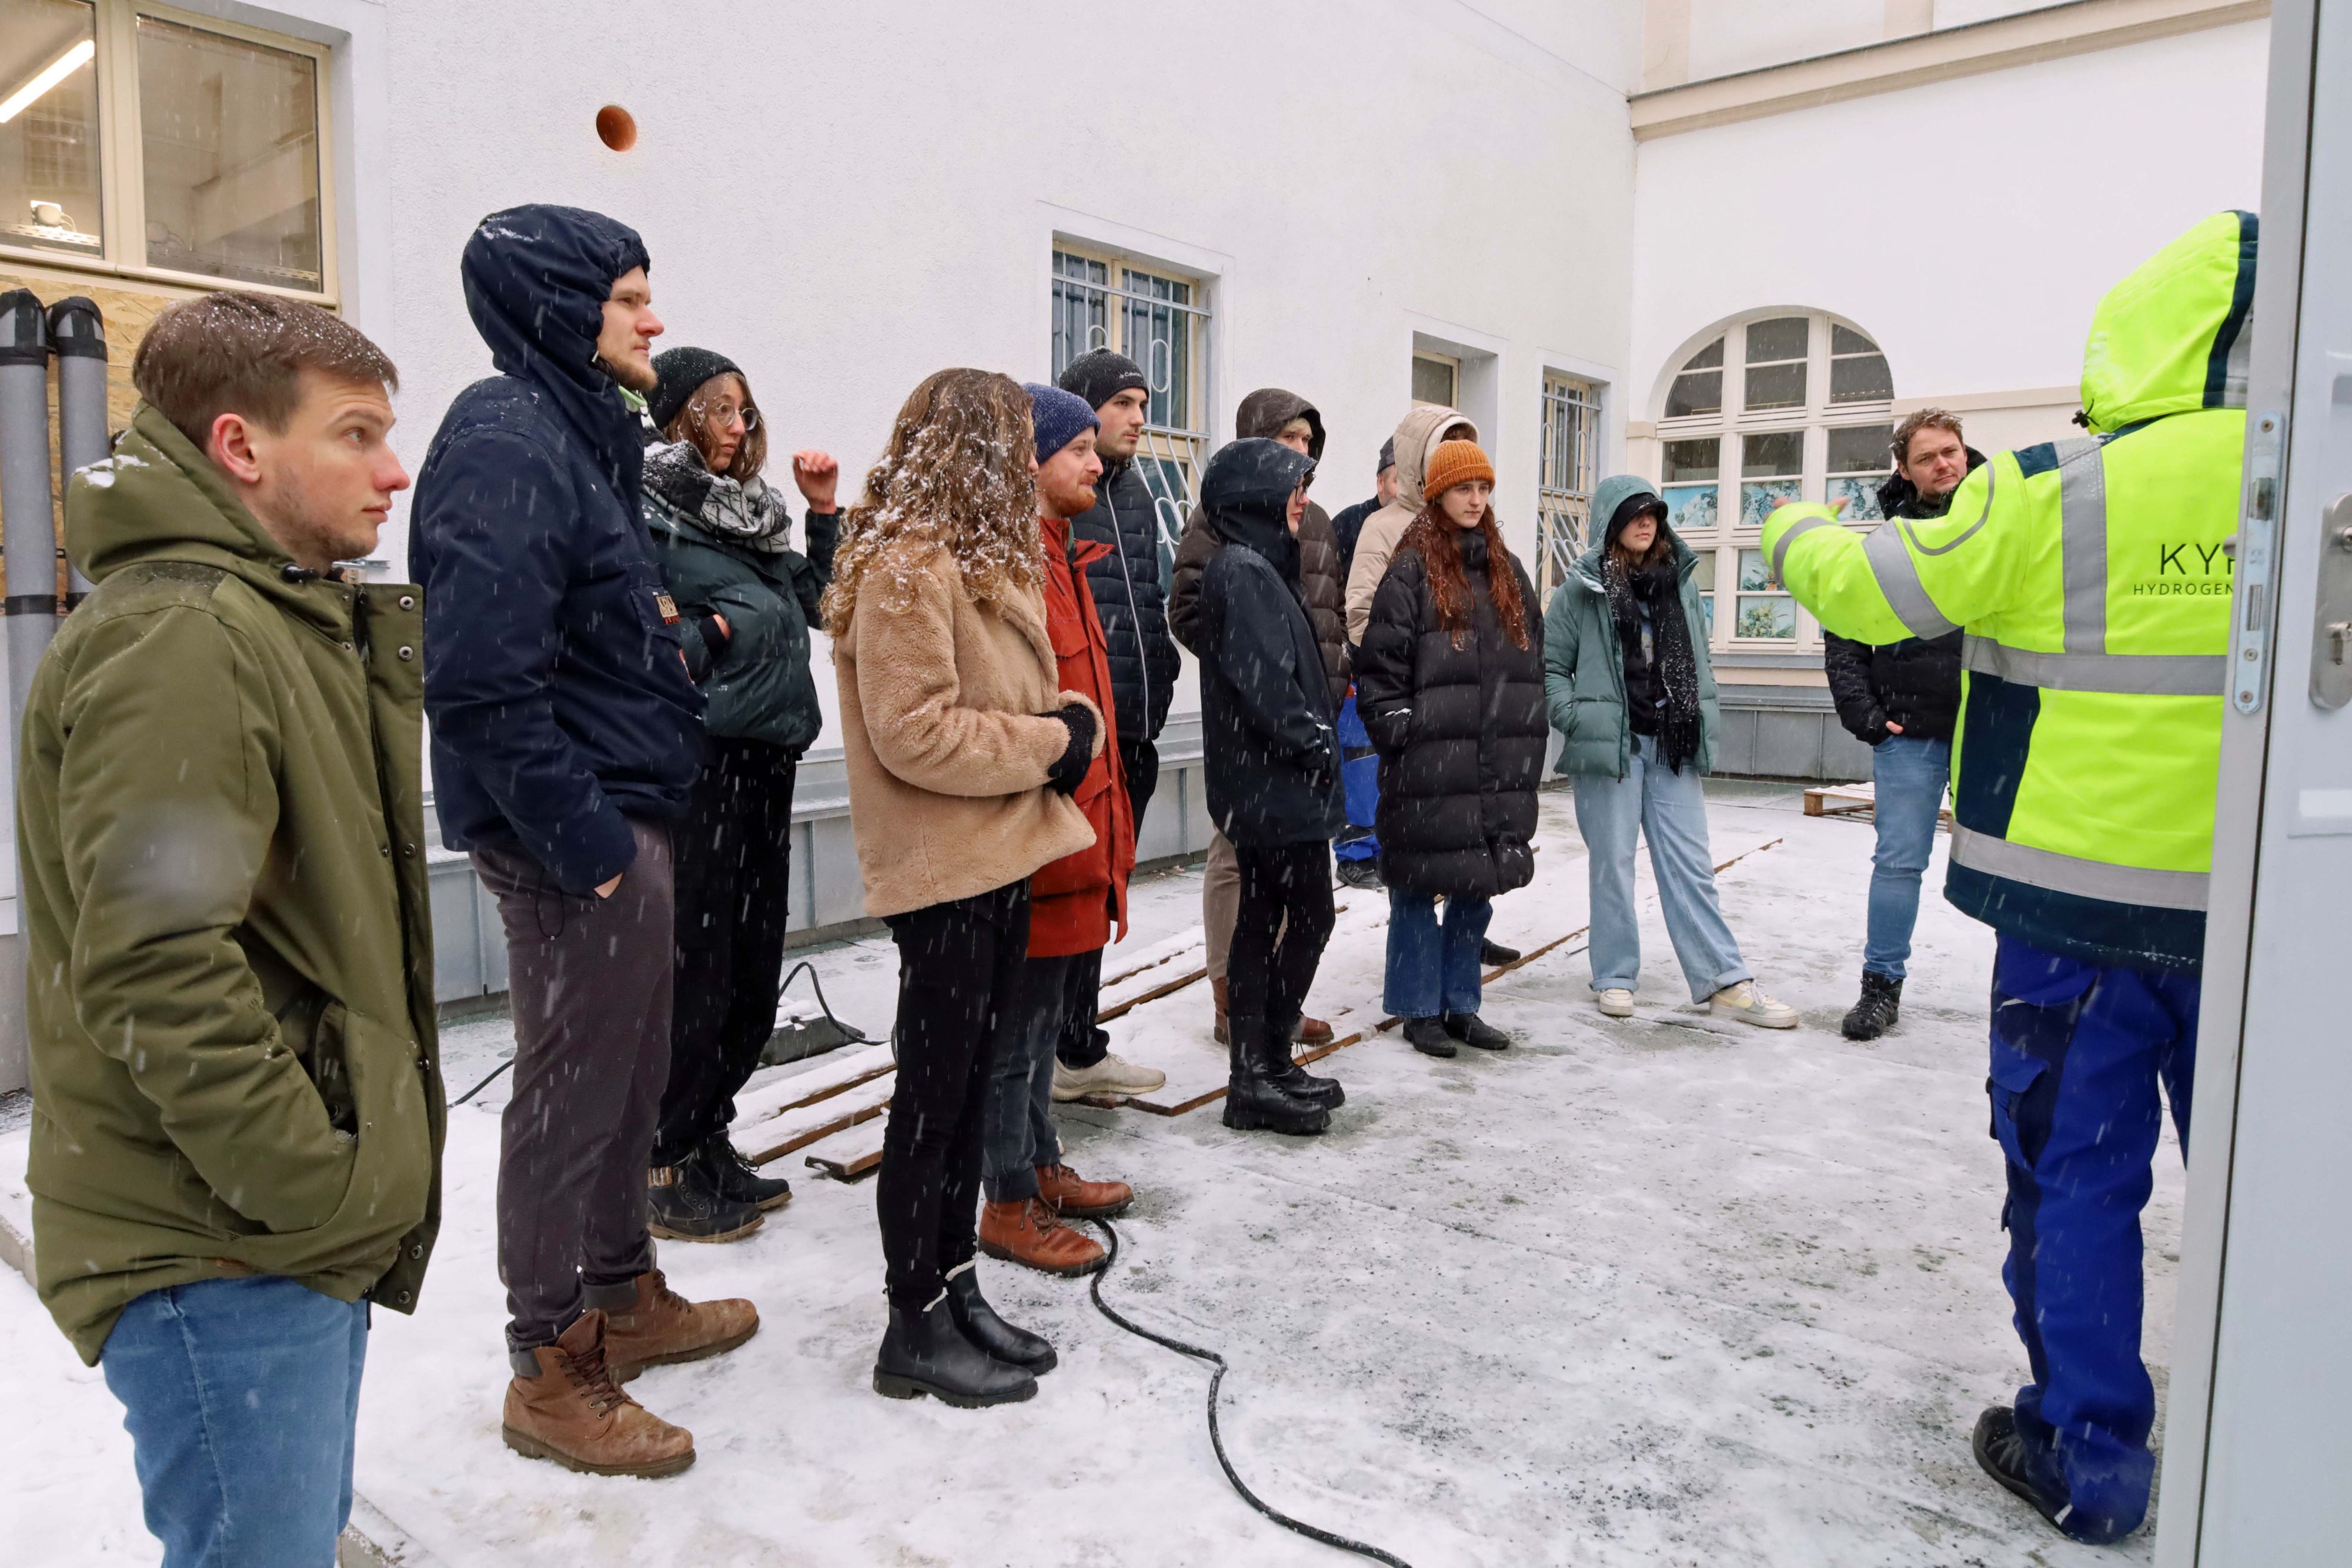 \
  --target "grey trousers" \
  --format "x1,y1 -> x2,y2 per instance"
981,954 -> 1078,1202
473,819 -> 674,1360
